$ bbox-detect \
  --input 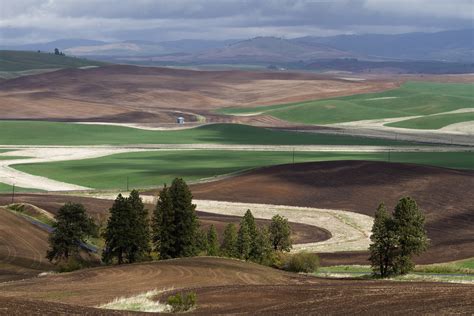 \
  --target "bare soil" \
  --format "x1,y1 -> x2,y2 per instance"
191,160 -> 474,264
0,65 -> 397,124
0,257 -> 472,315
